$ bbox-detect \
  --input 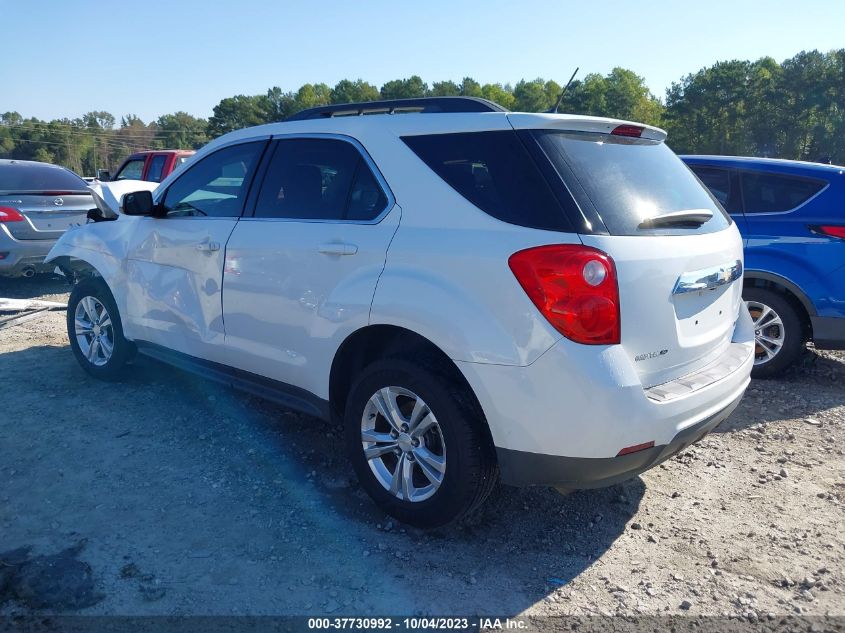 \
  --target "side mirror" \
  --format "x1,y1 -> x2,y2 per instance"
97,169 -> 111,181
122,190 -> 158,216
